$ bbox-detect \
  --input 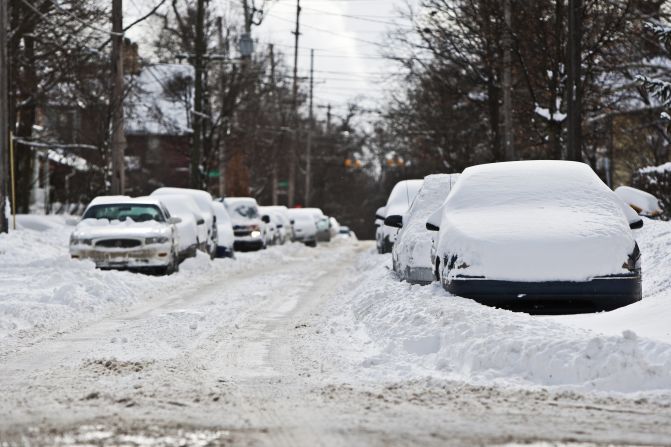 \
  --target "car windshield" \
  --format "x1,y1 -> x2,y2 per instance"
83,204 -> 165,223
231,203 -> 259,219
